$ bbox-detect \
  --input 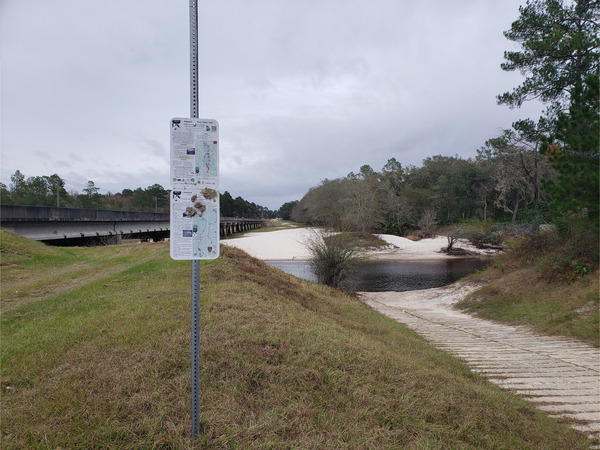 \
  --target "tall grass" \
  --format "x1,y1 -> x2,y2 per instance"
457,225 -> 599,346
0,229 -> 593,448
